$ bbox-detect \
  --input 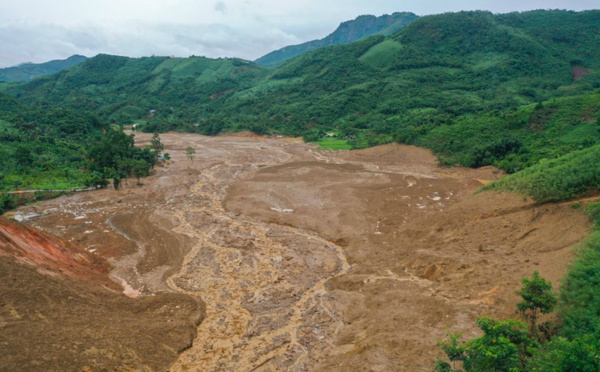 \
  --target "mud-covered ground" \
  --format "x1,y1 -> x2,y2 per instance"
0,219 -> 204,372
12,132 -> 590,371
